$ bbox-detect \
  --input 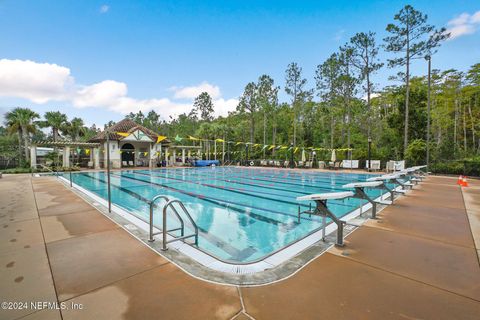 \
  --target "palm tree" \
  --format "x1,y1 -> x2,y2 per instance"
39,111 -> 68,141
66,117 -> 86,164
67,117 -> 86,141
5,107 -> 40,162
